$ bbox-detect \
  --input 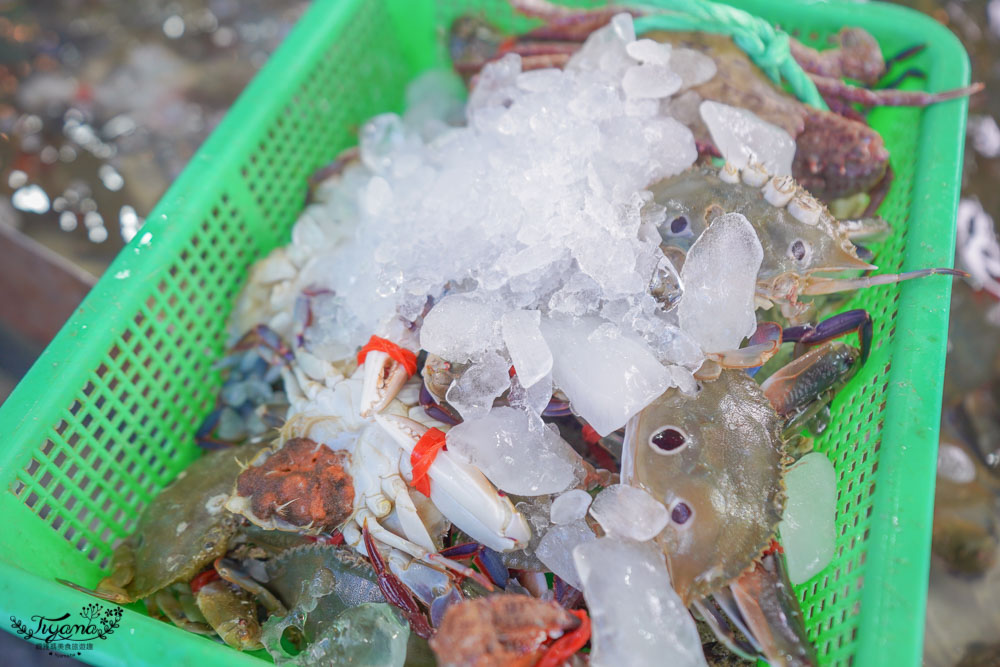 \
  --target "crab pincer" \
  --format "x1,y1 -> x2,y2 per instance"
374,413 -> 532,554
358,335 -> 418,417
